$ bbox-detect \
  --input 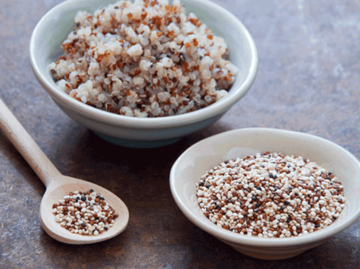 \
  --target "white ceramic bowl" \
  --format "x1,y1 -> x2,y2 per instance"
170,128 -> 360,260
29,0 -> 258,148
